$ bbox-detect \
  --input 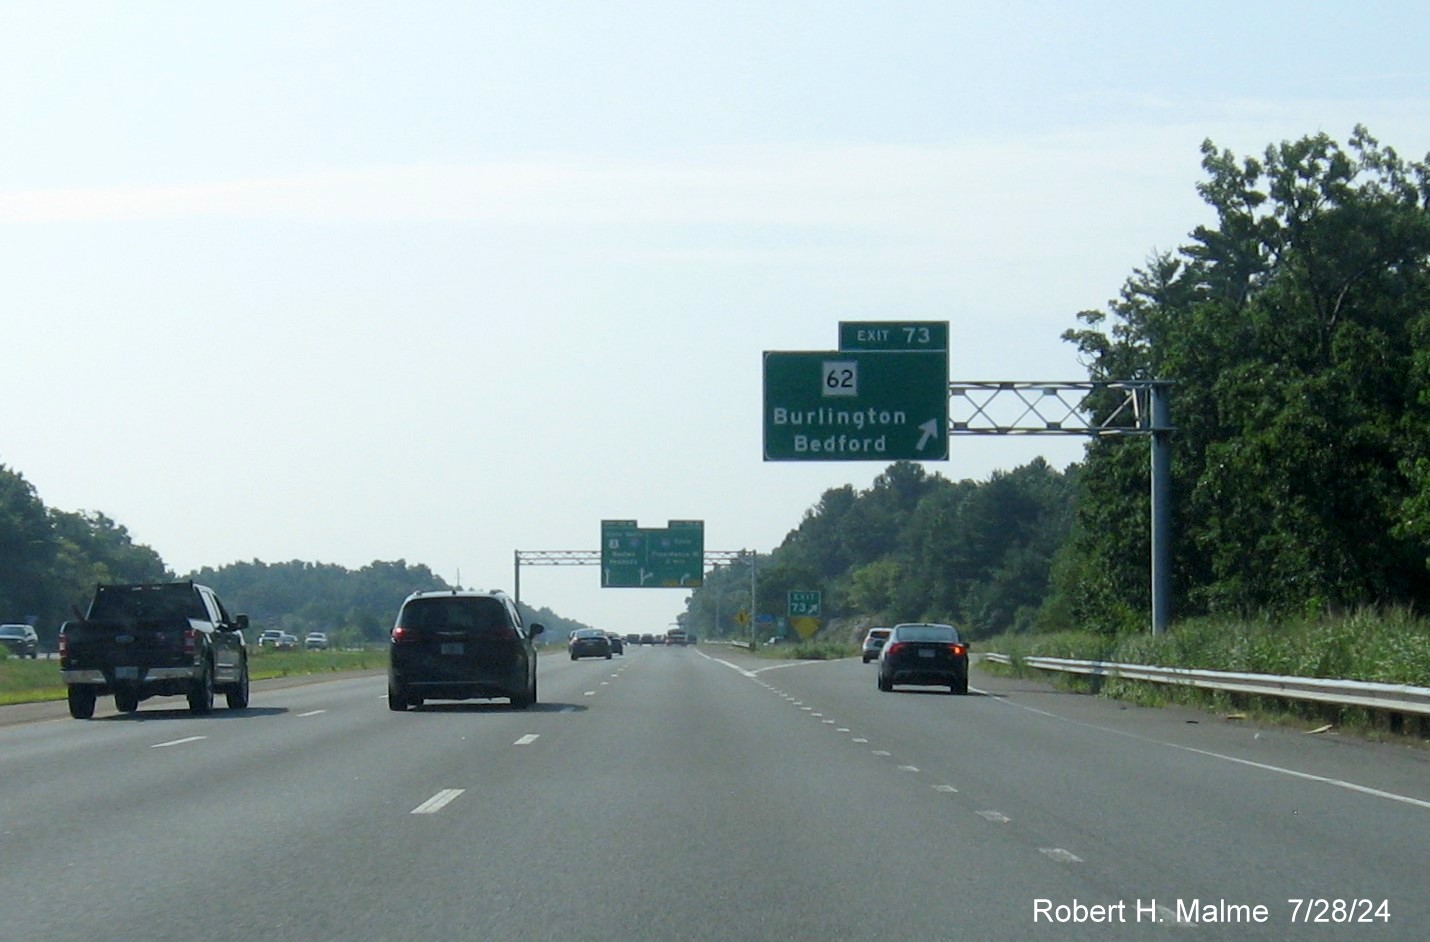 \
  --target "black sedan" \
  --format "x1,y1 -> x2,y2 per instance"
877,623 -> 969,695
569,629 -> 612,660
